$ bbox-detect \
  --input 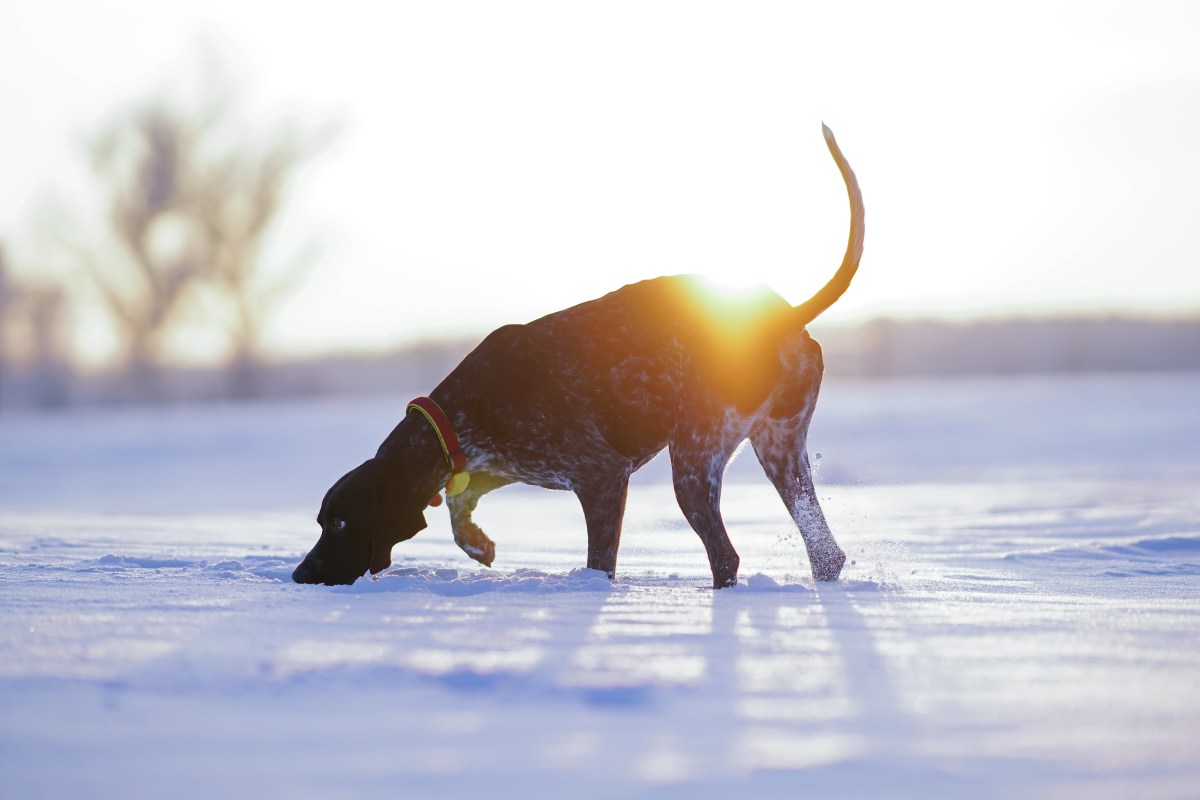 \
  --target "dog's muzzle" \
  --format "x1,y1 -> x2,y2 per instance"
291,557 -> 322,584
